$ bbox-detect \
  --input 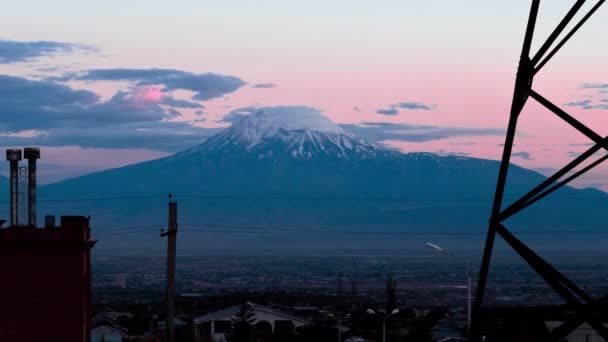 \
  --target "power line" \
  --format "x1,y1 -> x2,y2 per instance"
0,192 -> 605,204
90,225 -> 164,236
90,223 -> 608,237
